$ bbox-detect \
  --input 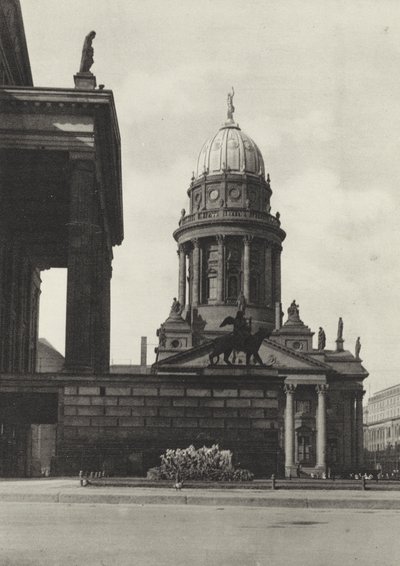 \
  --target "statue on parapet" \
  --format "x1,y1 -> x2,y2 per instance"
79,31 -> 96,73
337,317 -> 343,340
287,300 -> 300,322
355,337 -> 361,360
170,297 -> 182,316
318,327 -> 326,350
